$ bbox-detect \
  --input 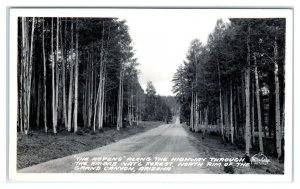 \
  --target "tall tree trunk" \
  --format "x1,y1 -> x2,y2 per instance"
83,52 -> 86,127
95,21 -> 106,130
203,107 -> 208,138
88,52 -> 94,128
195,92 -> 199,132
67,19 -> 74,132
93,82 -> 100,132
18,39 -> 22,132
117,64 -> 123,130
25,17 -> 35,134
87,52 -> 91,128
274,36 -> 282,159
128,91 -> 133,126
96,61 -> 103,129
234,95 -> 238,139
218,63 -> 224,142
100,75 -> 106,128
83,66 -> 87,127
36,78 -> 41,127
93,47 -> 103,131
224,91 -> 229,140
55,17 -> 59,129
128,95 -> 130,124
200,109 -> 202,128
254,54 -> 264,153
131,92 -> 134,125
24,18 -> 29,134
18,64 -> 23,132
51,18 -> 57,134
31,74 -> 36,127
136,94 -> 140,125
251,81 -> 255,147
99,55 -> 107,130
136,95 -> 139,125
104,93 -> 108,125
60,18 -> 67,129
240,72 -> 246,137
20,17 -> 26,133
86,52 -> 91,128
73,19 -> 79,133
131,94 -> 133,125
190,92 -> 194,131
42,18 -> 47,133
237,87 -> 242,138
244,25 -> 251,157
230,81 -> 234,144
